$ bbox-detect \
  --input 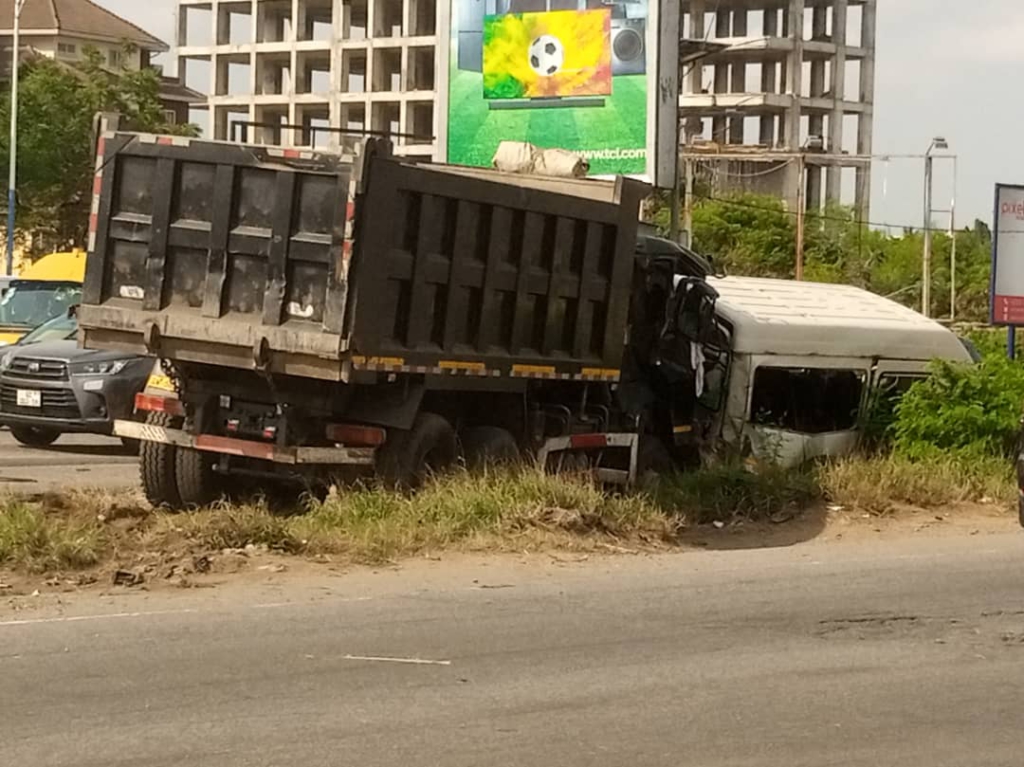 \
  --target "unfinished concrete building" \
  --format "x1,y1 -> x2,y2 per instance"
680,0 -> 877,216
177,0 -> 438,158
